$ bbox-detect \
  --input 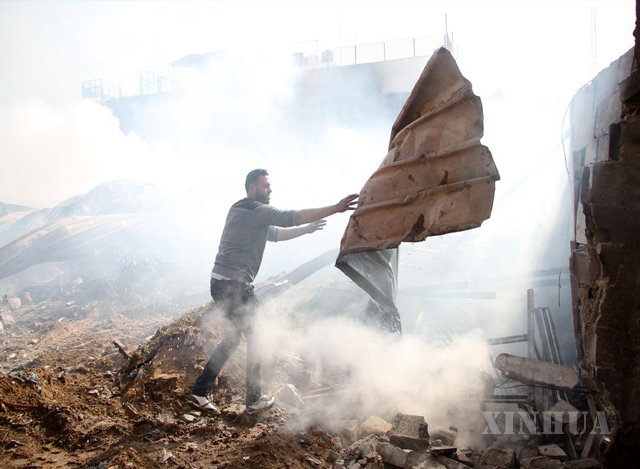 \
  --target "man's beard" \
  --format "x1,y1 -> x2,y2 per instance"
256,194 -> 270,204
